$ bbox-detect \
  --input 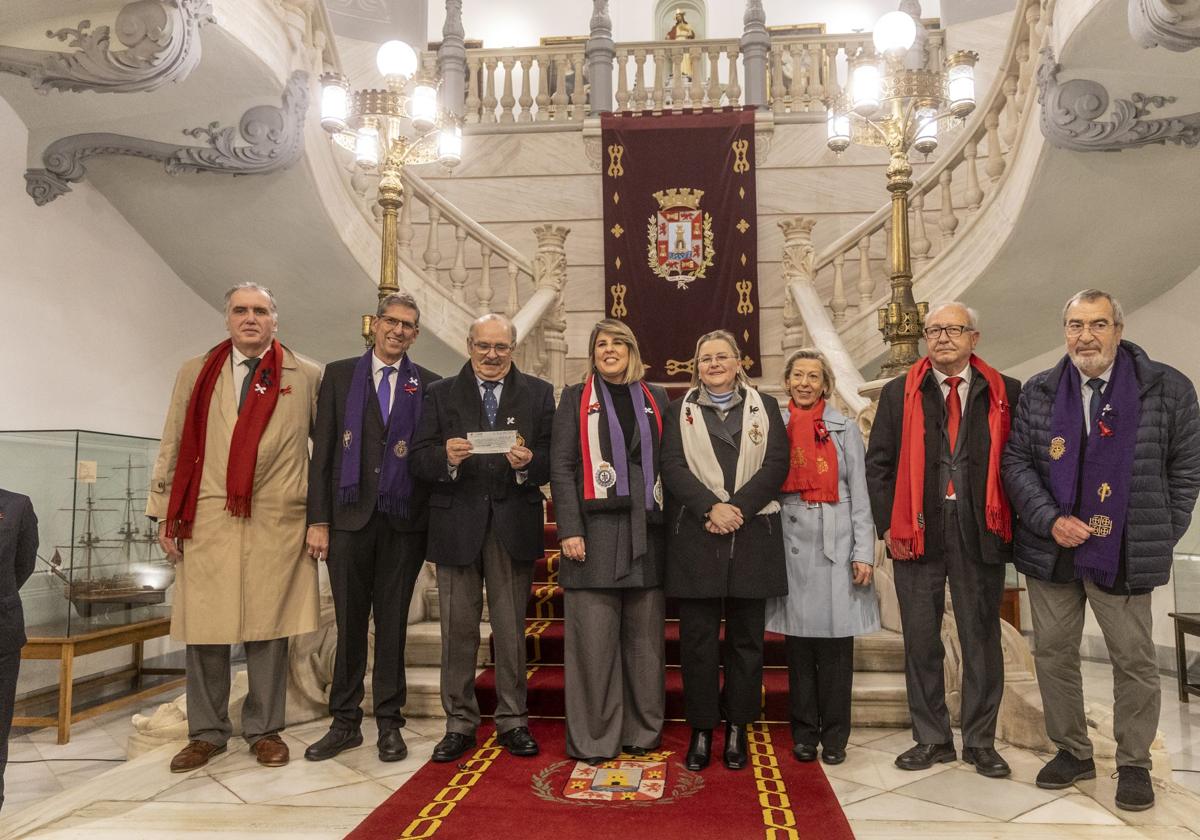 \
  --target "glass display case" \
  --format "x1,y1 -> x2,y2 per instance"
3,429 -> 174,638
